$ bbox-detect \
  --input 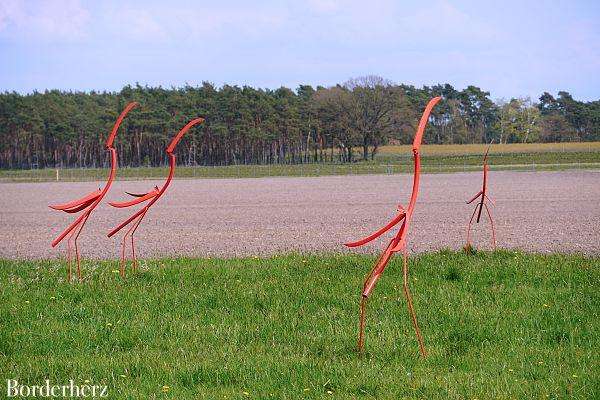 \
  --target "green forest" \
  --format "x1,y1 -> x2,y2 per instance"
1,76 -> 598,169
